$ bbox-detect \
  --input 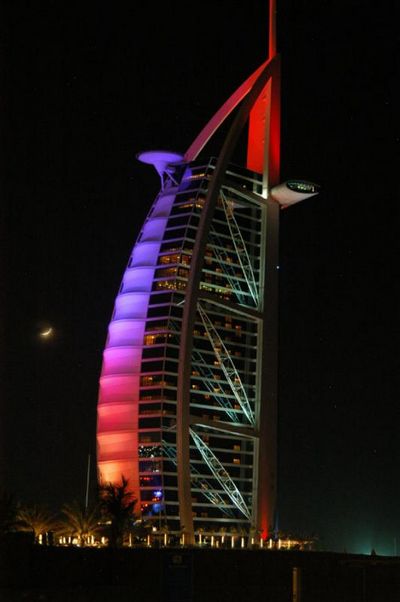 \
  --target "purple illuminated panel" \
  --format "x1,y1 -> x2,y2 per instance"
97,157 -> 179,503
